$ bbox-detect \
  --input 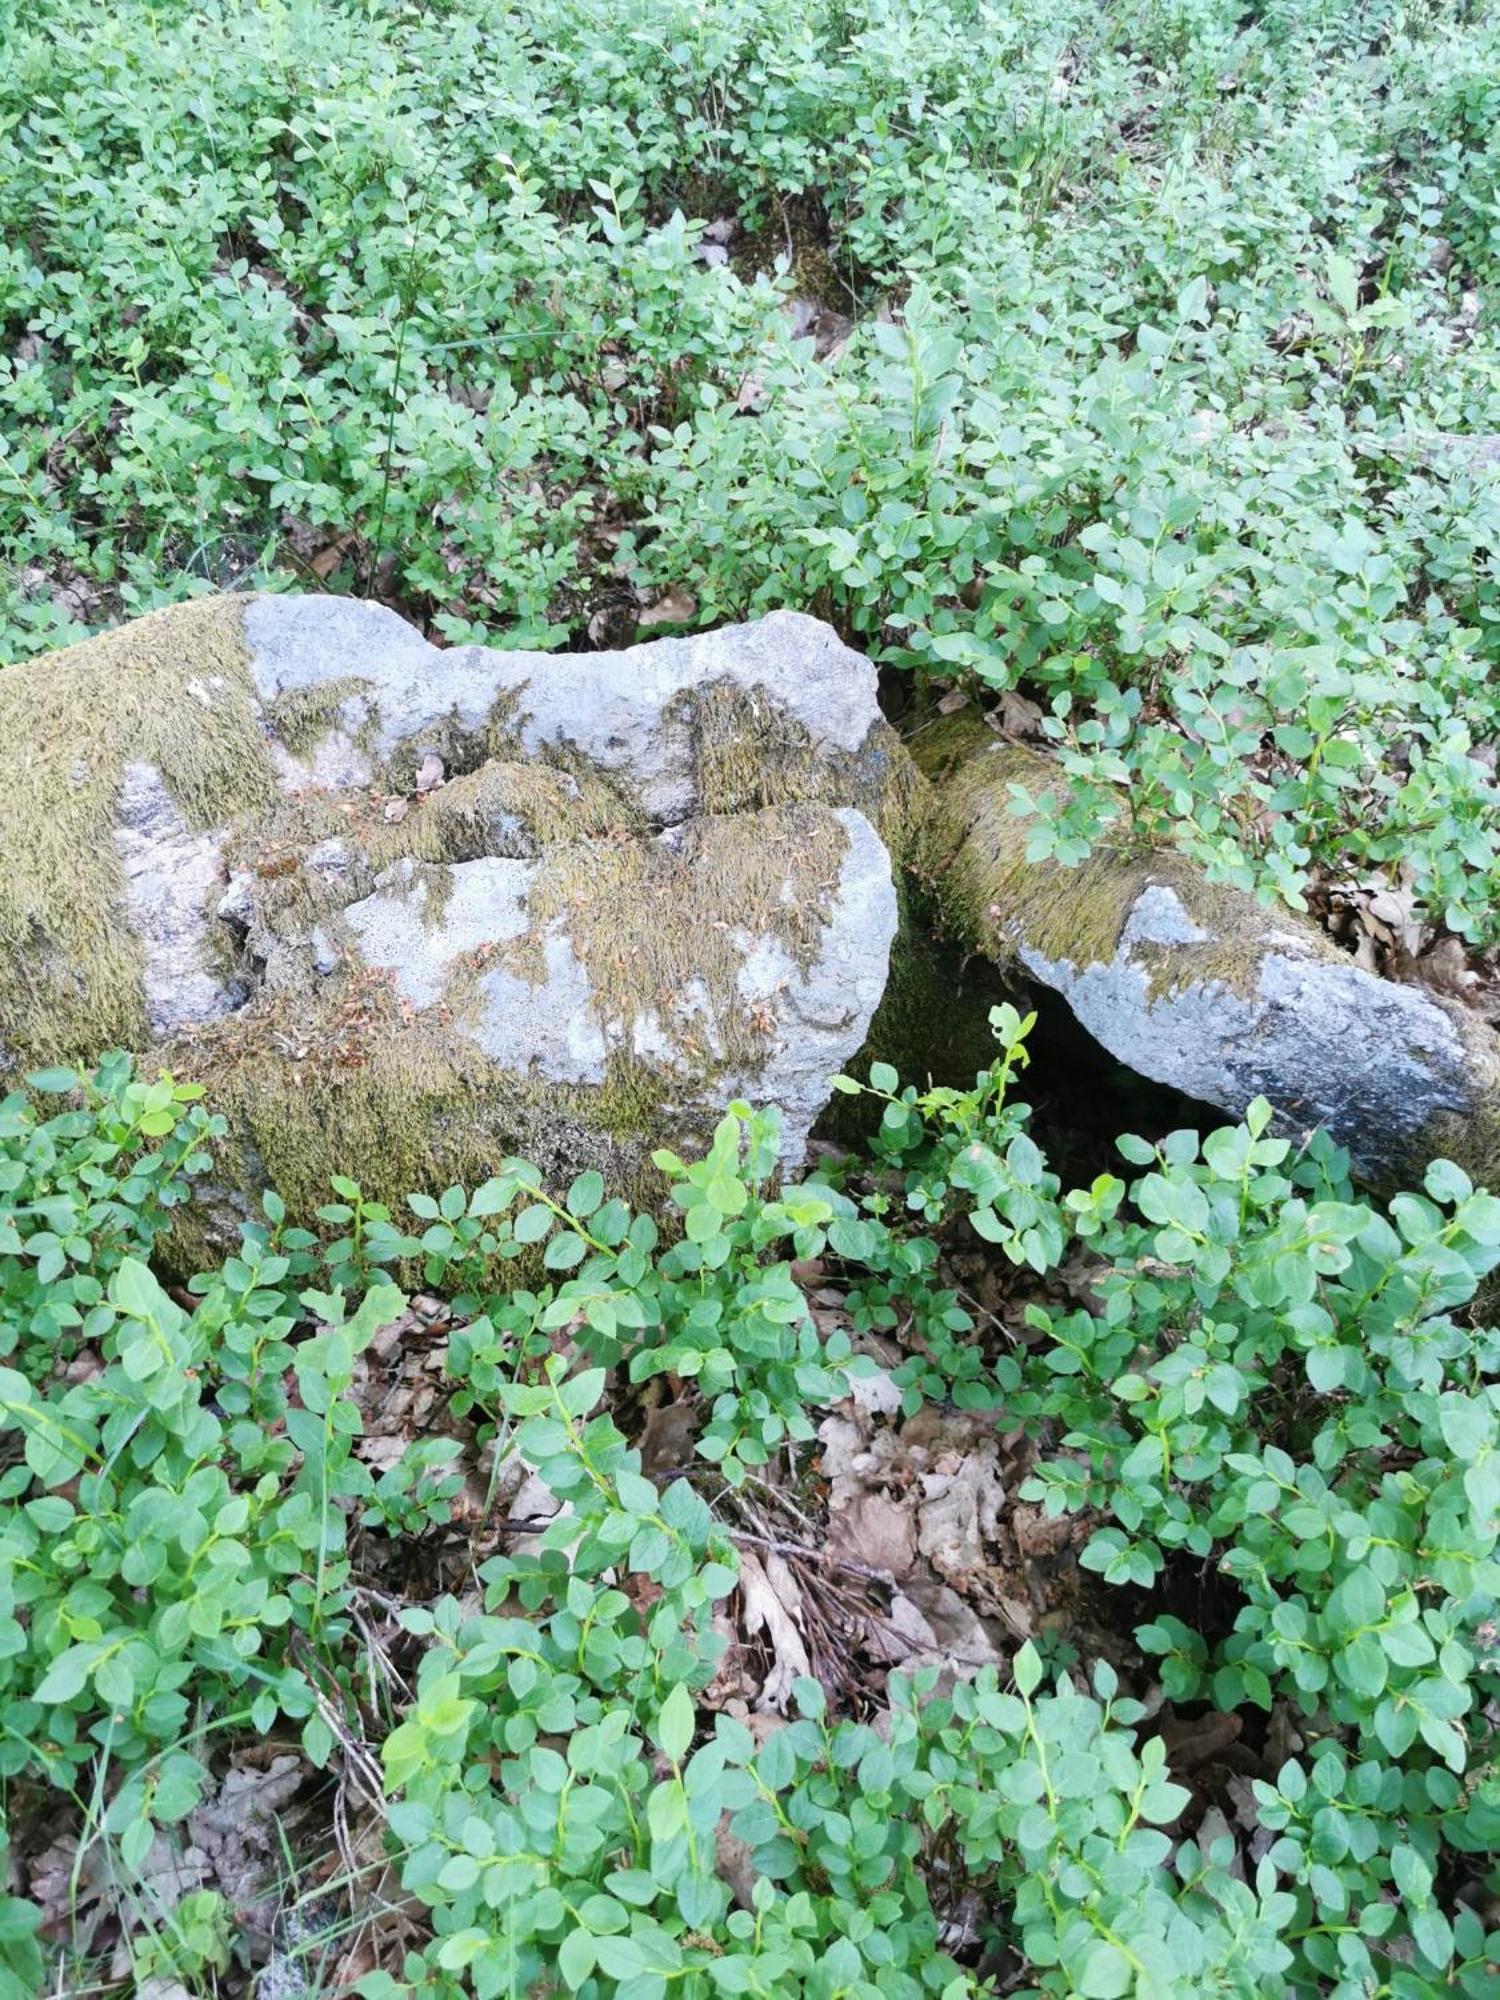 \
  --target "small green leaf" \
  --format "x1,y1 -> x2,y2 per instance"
567,1170 -> 604,1219
654,1680 -> 694,1762
558,1931 -> 597,1989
